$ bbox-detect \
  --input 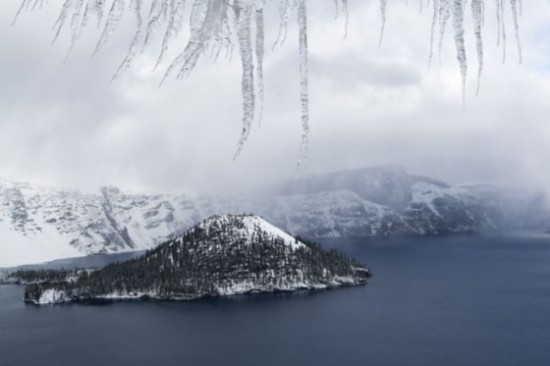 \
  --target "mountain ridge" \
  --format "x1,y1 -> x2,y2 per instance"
1,166 -> 548,267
